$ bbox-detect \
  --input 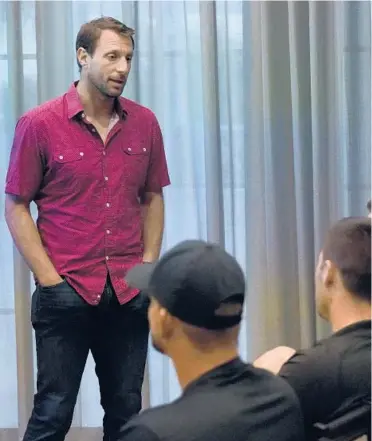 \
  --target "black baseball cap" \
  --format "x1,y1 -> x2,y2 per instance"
125,240 -> 246,330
